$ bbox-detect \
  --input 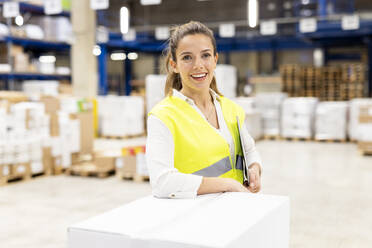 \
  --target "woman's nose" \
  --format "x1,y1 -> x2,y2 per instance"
193,56 -> 204,69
